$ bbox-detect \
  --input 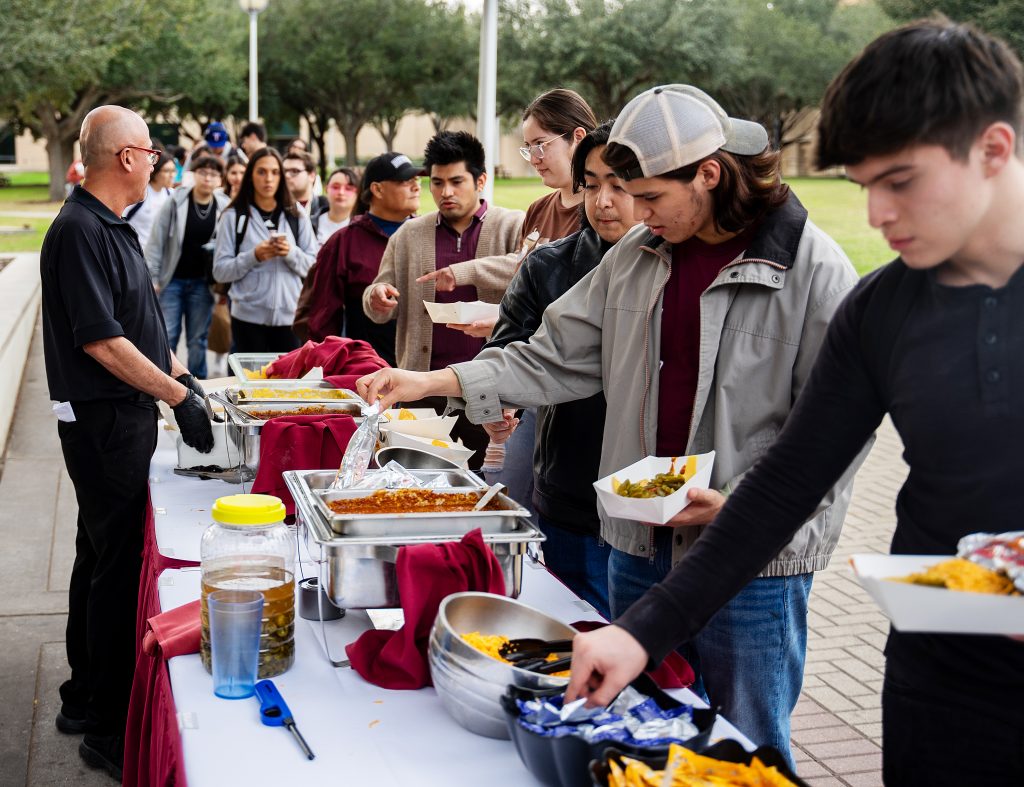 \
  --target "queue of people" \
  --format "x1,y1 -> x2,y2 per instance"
39,16 -> 1024,785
